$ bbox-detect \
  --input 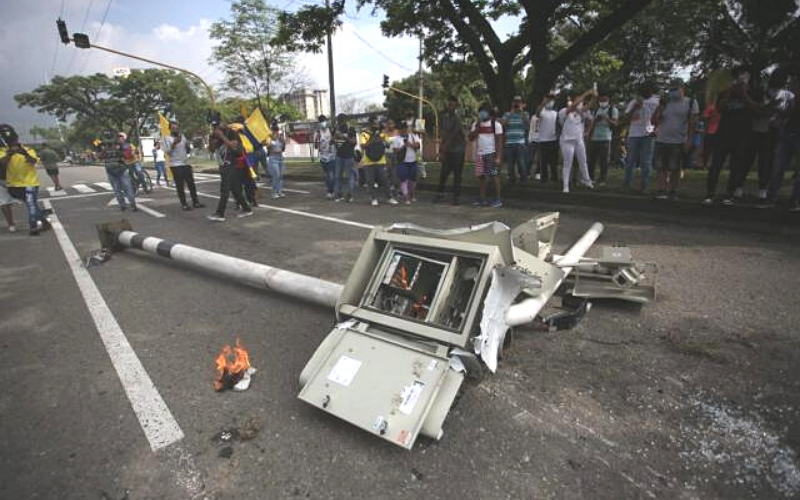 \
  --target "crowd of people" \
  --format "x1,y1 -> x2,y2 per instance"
0,66 -> 797,237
